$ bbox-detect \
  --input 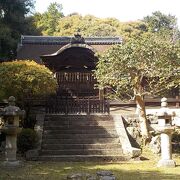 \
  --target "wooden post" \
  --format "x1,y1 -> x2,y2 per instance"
87,98 -> 90,115
176,96 -> 179,108
99,88 -> 104,100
